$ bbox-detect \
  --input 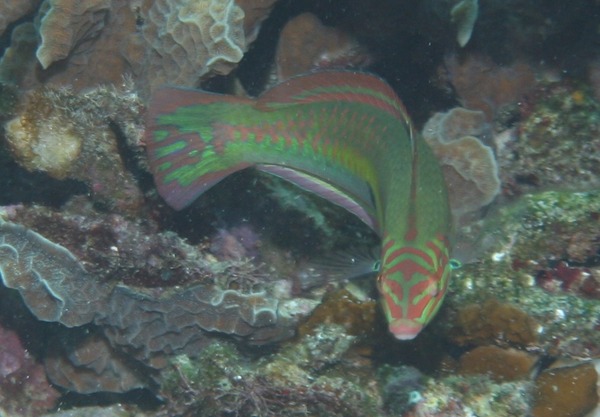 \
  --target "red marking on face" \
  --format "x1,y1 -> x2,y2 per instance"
386,260 -> 431,281
385,246 -> 434,268
380,277 -> 404,318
